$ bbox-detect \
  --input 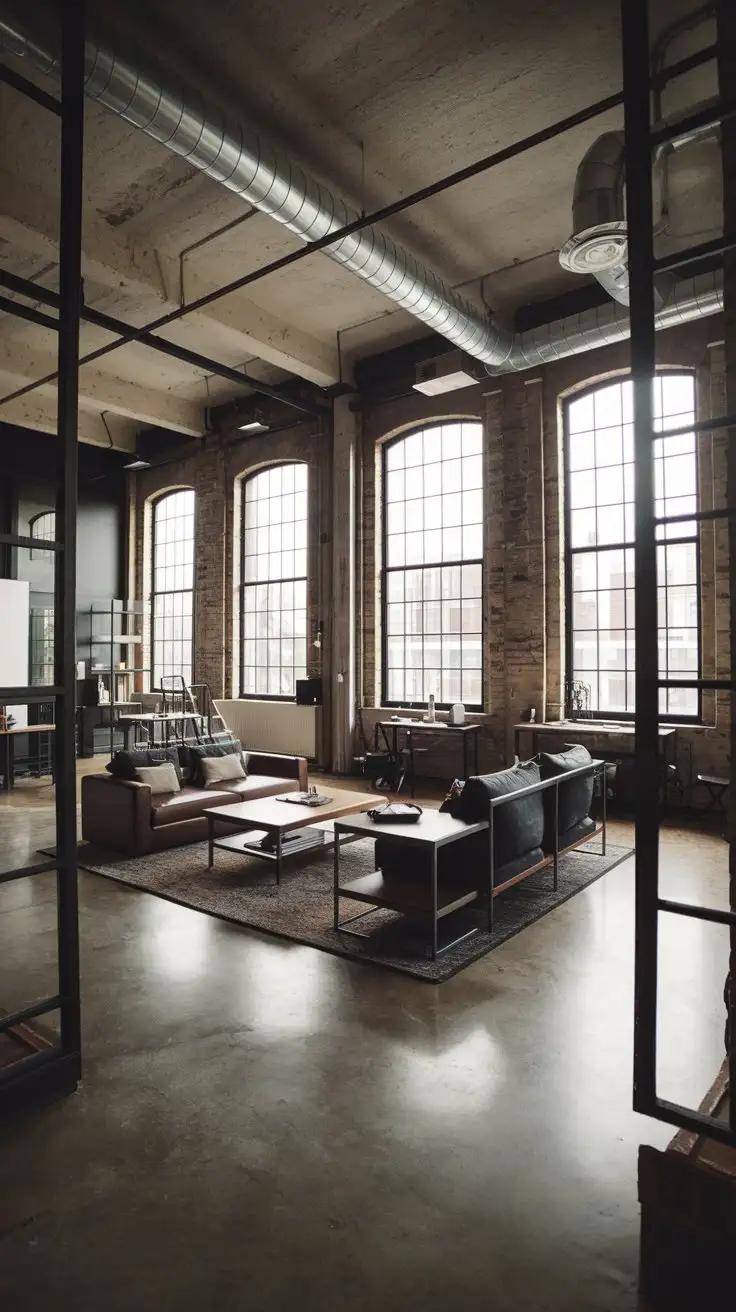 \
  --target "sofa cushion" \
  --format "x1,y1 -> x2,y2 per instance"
107,746 -> 182,783
220,775 -> 299,802
375,833 -> 545,893
453,760 -> 544,868
150,786 -> 233,828
538,744 -> 594,851
135,762 -> 181,794
200,753 -> 247,787
558,814 -> 597,852
187,739 -> 245,787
